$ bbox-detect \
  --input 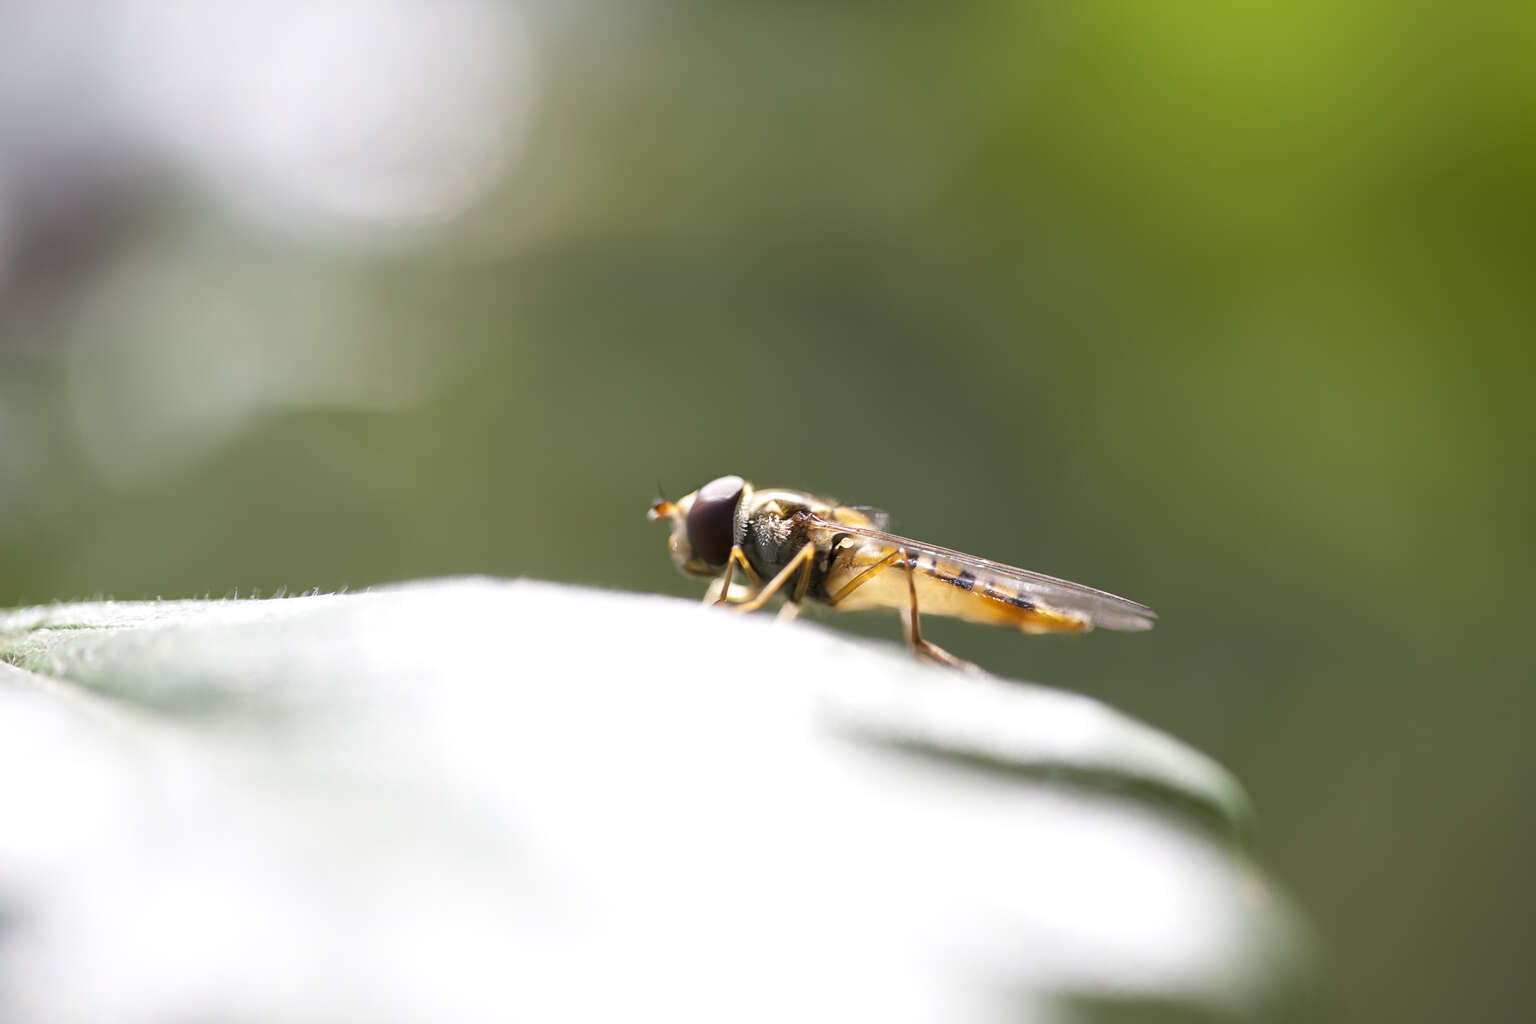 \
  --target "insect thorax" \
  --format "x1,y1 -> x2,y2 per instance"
741,501 -> 822,584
